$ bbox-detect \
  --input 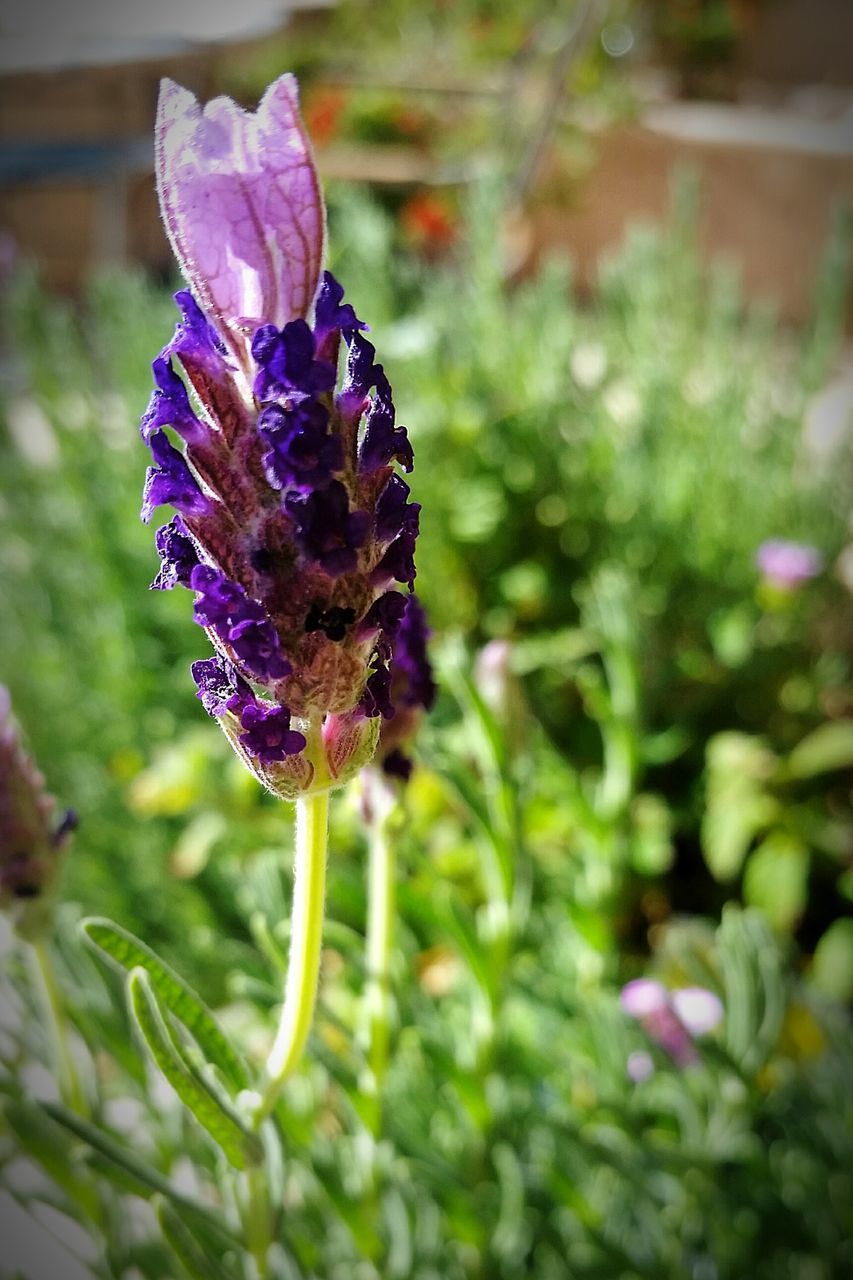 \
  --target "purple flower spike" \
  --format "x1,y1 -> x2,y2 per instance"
140,357 -> 207,445
286,481 -> 370,577
143,73 -> 424,796
756,539 -> 823,591
313,271 -> 368,345
370,593 -> 436,780
141,430 -> 212,523
151,516 -> 200,589
360,379 -> 413,474
239,702 -> 306,762
258,401 -> 343,492
392,595 -> 436,711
